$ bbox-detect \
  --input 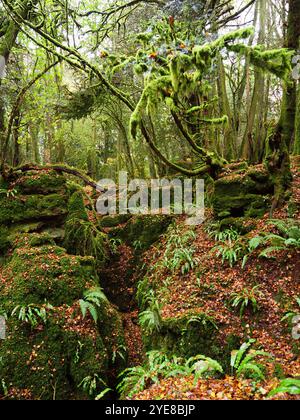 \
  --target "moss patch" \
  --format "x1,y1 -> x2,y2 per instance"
110,215 -> 173,250
212,166 -> 274,218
